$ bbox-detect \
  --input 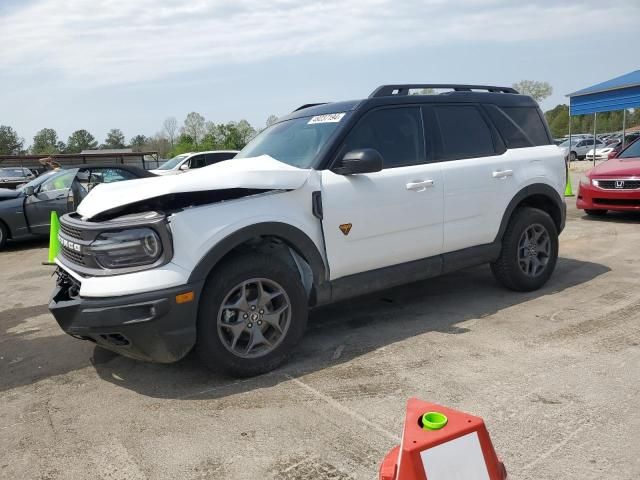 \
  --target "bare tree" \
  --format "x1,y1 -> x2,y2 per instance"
265,114 -> 278,128
145,133 -> 171,158
163,116 -> 178,148
181,112 -> 206,147
511,80 -> 553,103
